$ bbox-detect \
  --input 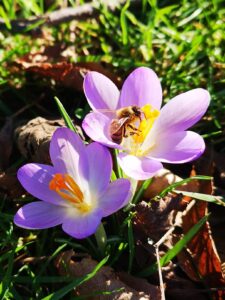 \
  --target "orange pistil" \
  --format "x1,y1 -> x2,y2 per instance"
49,173 -> 90,212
